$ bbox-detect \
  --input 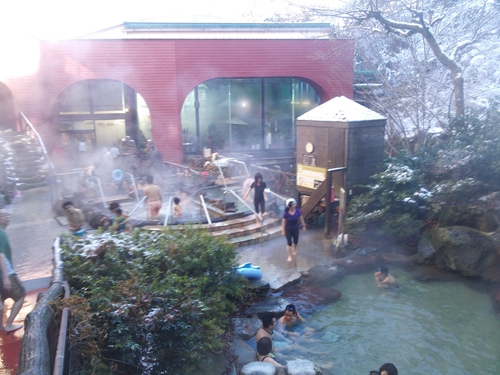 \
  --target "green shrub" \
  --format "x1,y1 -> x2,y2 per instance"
60,227 -> 246,375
